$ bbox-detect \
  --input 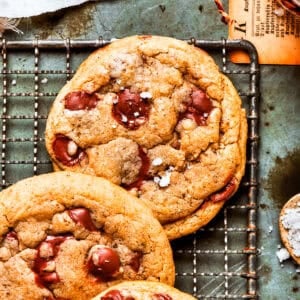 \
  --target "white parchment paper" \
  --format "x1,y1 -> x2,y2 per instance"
0,0 -> 94,18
